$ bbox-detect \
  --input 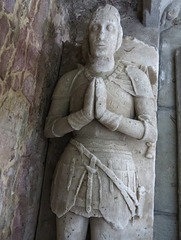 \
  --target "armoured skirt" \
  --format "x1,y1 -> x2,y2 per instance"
51,137 -> 142,230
